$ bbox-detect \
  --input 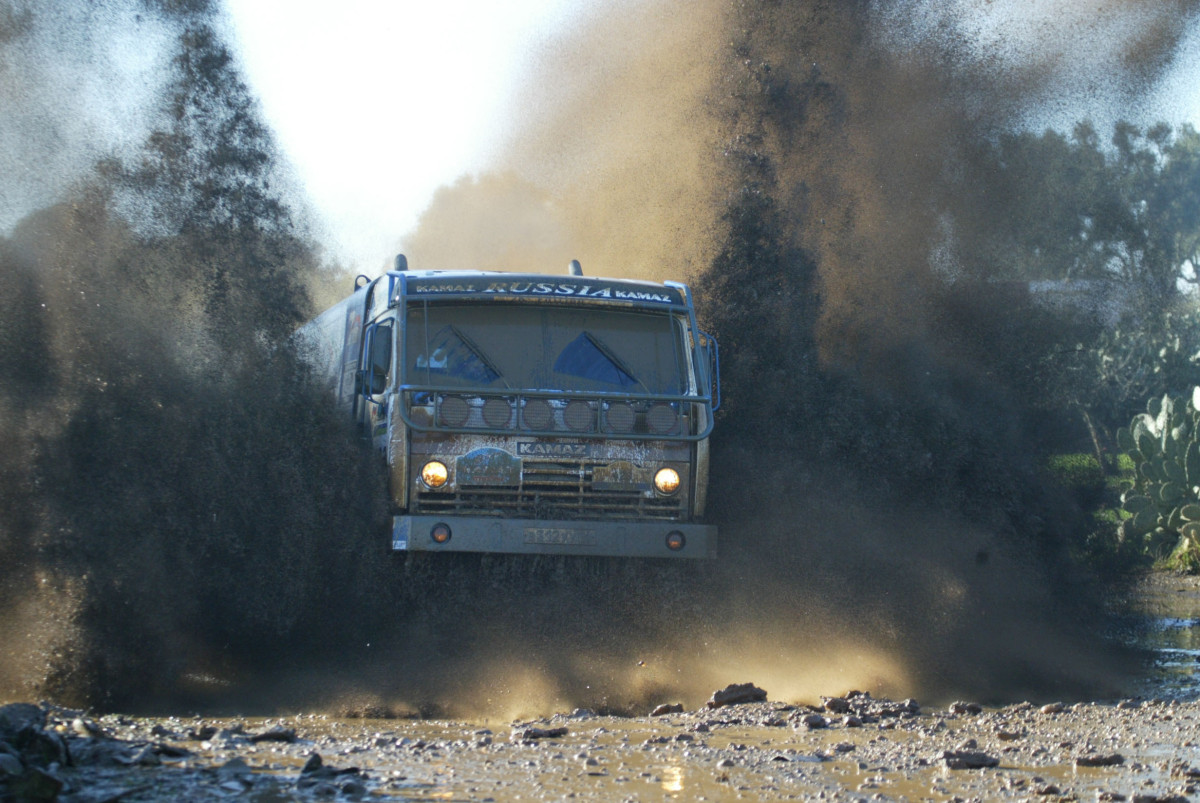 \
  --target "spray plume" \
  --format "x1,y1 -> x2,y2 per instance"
2,0 -> 1198,714
0,0 -> 389,708
394,0 -> 1200,708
